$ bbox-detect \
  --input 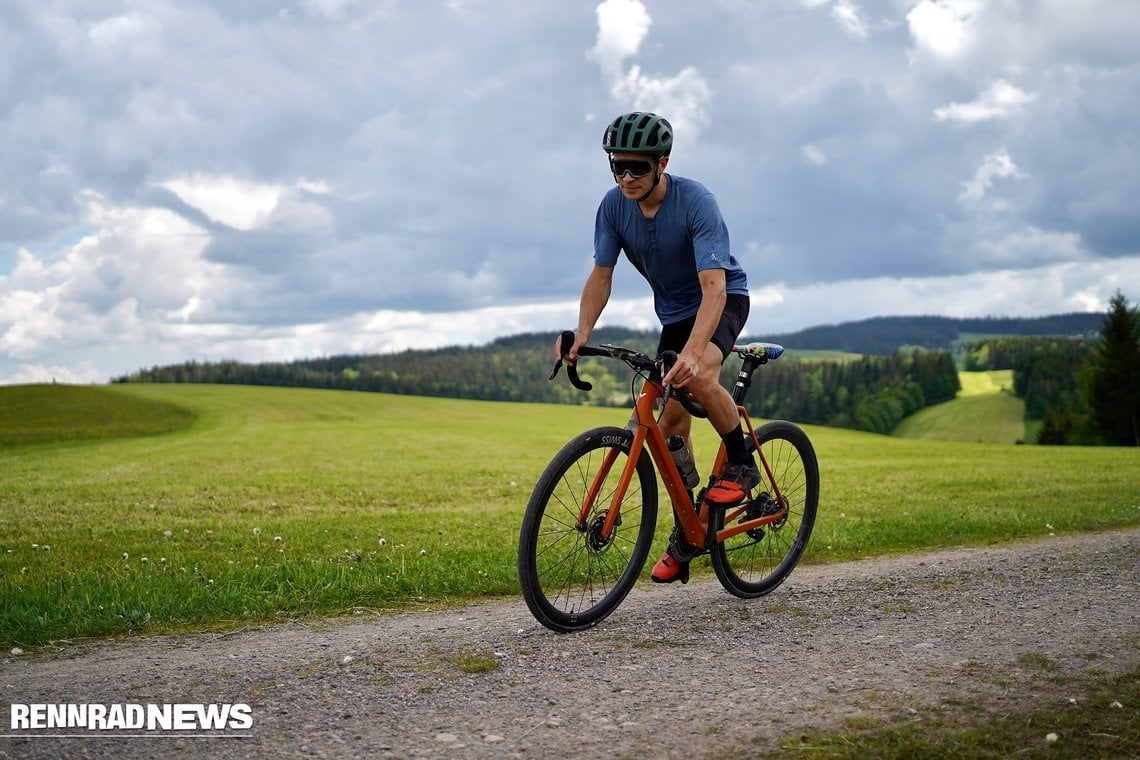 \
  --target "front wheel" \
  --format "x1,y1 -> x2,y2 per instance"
518,426 -> 658,632
710,420 -> 819,598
